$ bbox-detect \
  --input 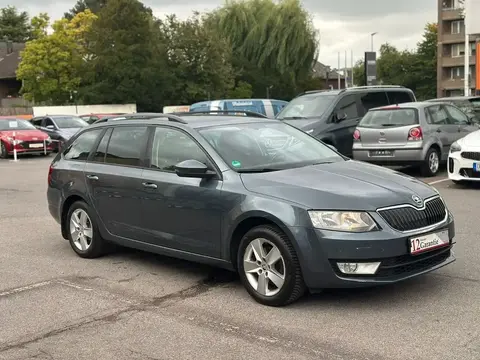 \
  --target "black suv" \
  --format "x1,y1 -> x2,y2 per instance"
276,85 -> 416,156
